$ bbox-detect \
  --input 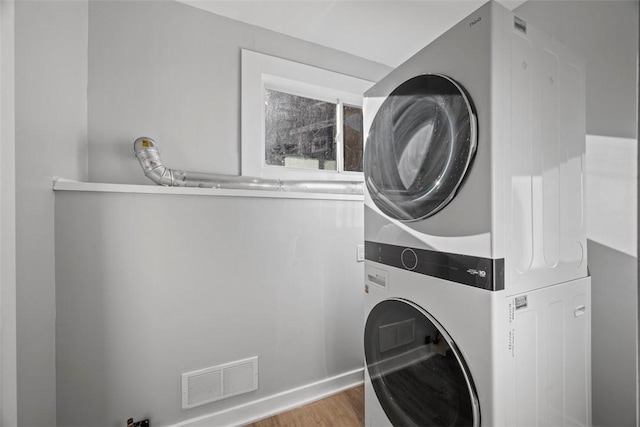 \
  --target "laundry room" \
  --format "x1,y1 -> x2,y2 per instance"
0,0 -> 637,426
